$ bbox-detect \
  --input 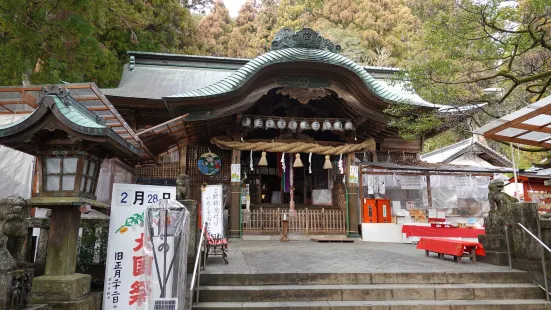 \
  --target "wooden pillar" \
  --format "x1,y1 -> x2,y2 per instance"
229,149 -> 241,238
179,144 -> 187,175
347,153 -> 360,237
426,172 -> 433,208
